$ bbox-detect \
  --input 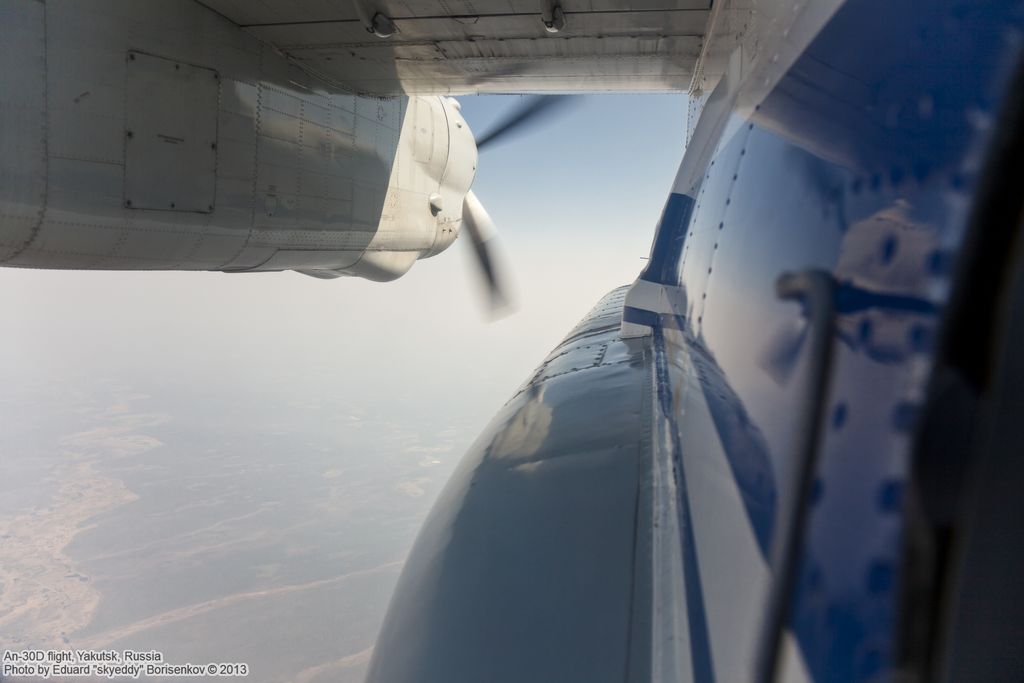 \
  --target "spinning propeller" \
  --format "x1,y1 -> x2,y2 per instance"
474,95 -> 574,152
459,95 -> 576,316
